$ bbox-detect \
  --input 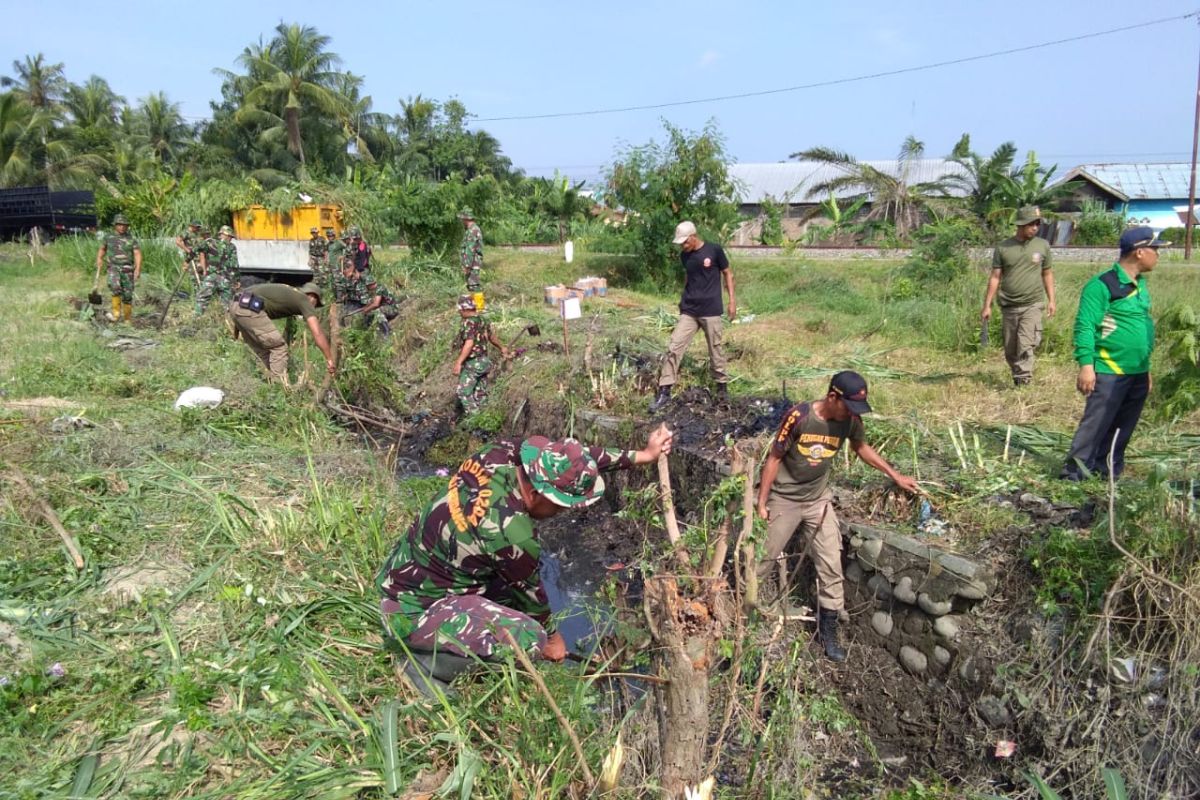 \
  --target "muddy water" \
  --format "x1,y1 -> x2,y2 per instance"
540,552 -> 610,653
